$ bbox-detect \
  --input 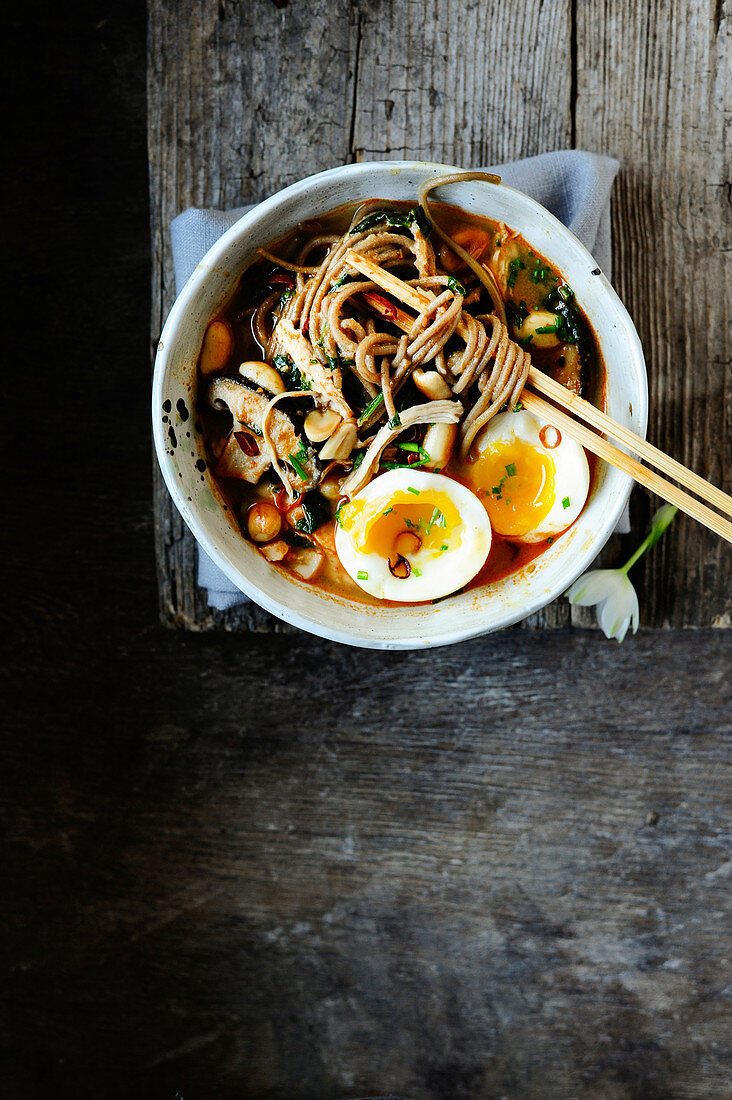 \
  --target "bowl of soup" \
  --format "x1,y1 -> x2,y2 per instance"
152,161 -> 647,648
